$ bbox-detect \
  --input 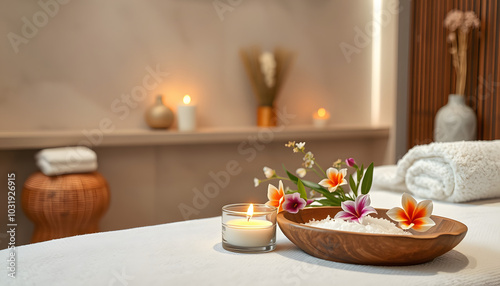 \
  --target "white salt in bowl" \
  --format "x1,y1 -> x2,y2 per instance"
277,207 -> 467,266
304,215 -> 412,235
